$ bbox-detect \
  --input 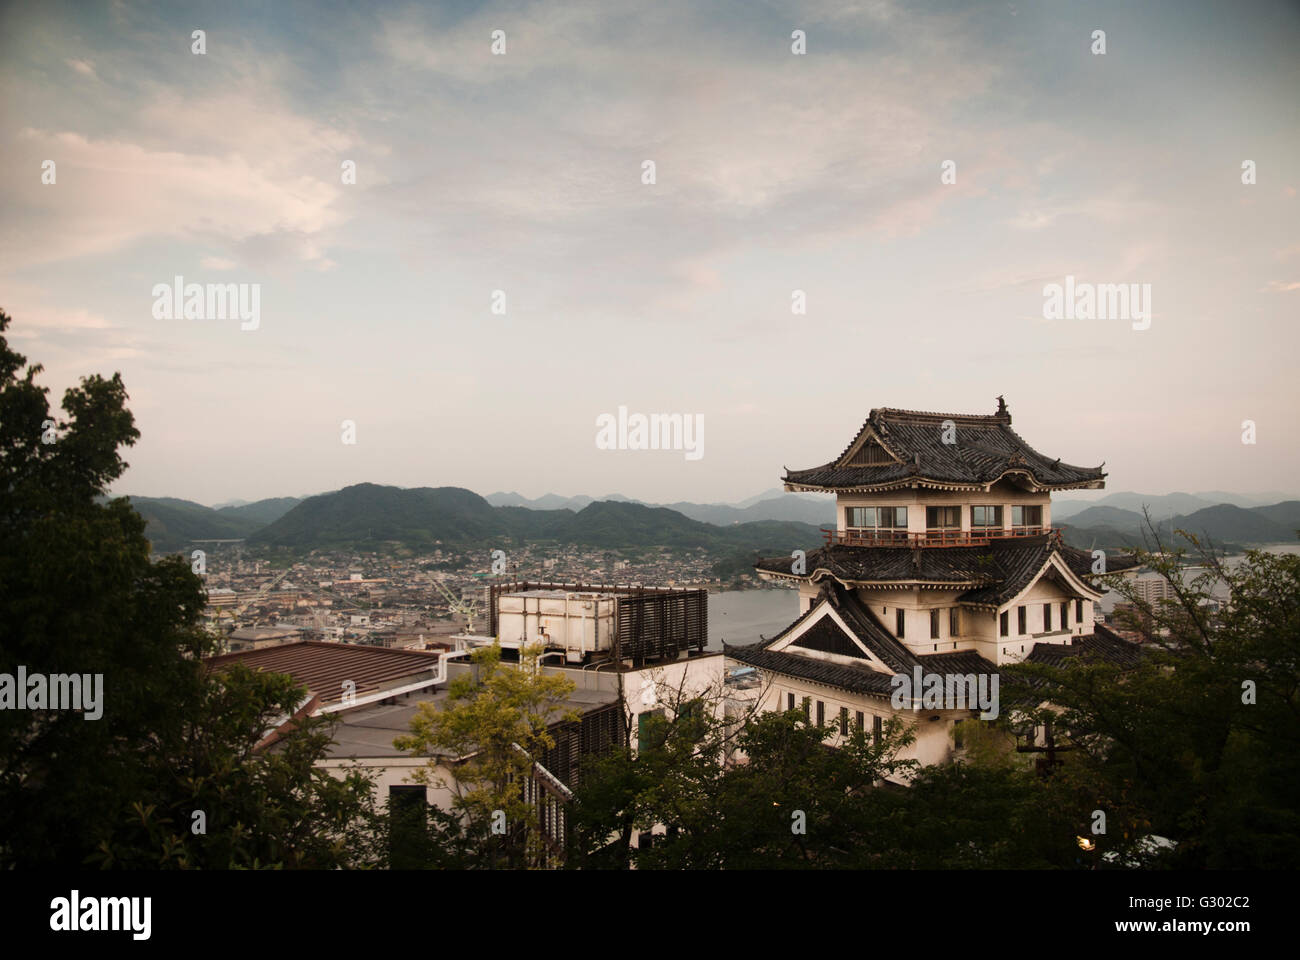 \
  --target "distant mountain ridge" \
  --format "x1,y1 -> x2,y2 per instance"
485,487 -> 834,526
249,484 -> 822,555
1052,490 -> 1297,521
121,485 -> 1299,556
1061,500 -> 1300,552
117,495 -> 302,552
